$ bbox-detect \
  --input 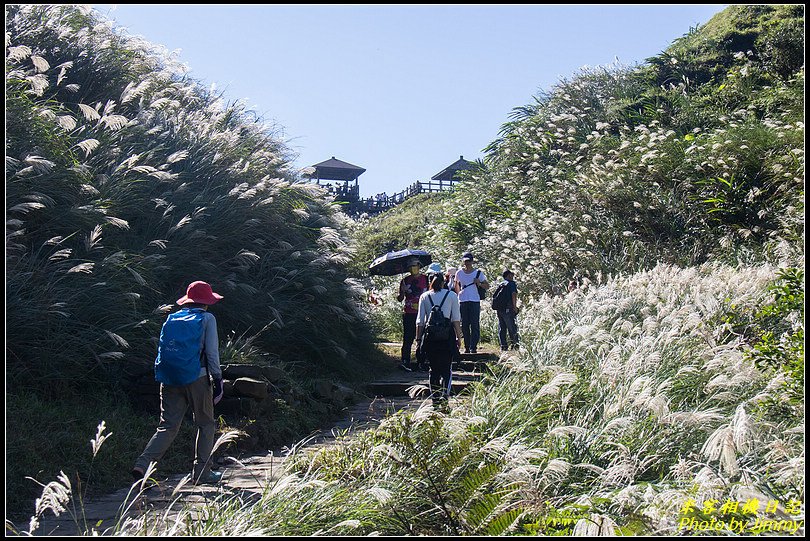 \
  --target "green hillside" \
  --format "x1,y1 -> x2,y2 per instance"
5,4 -> 380,519
356,5 -> 803,296
286,4 -> 806,536
5,4 -> 804,535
